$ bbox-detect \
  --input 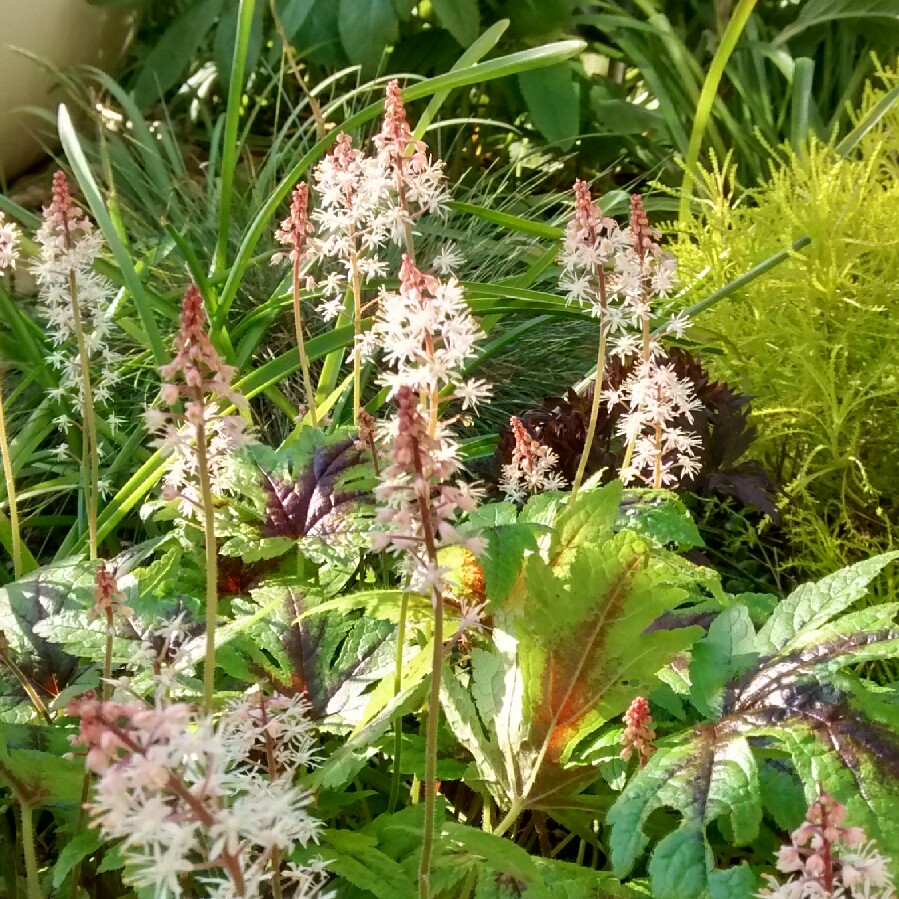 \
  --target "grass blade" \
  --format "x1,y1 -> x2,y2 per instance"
678,0 -> 758,222
58,105 -> 168,364
215,39 -> 586,323
215,0 -> 257,272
